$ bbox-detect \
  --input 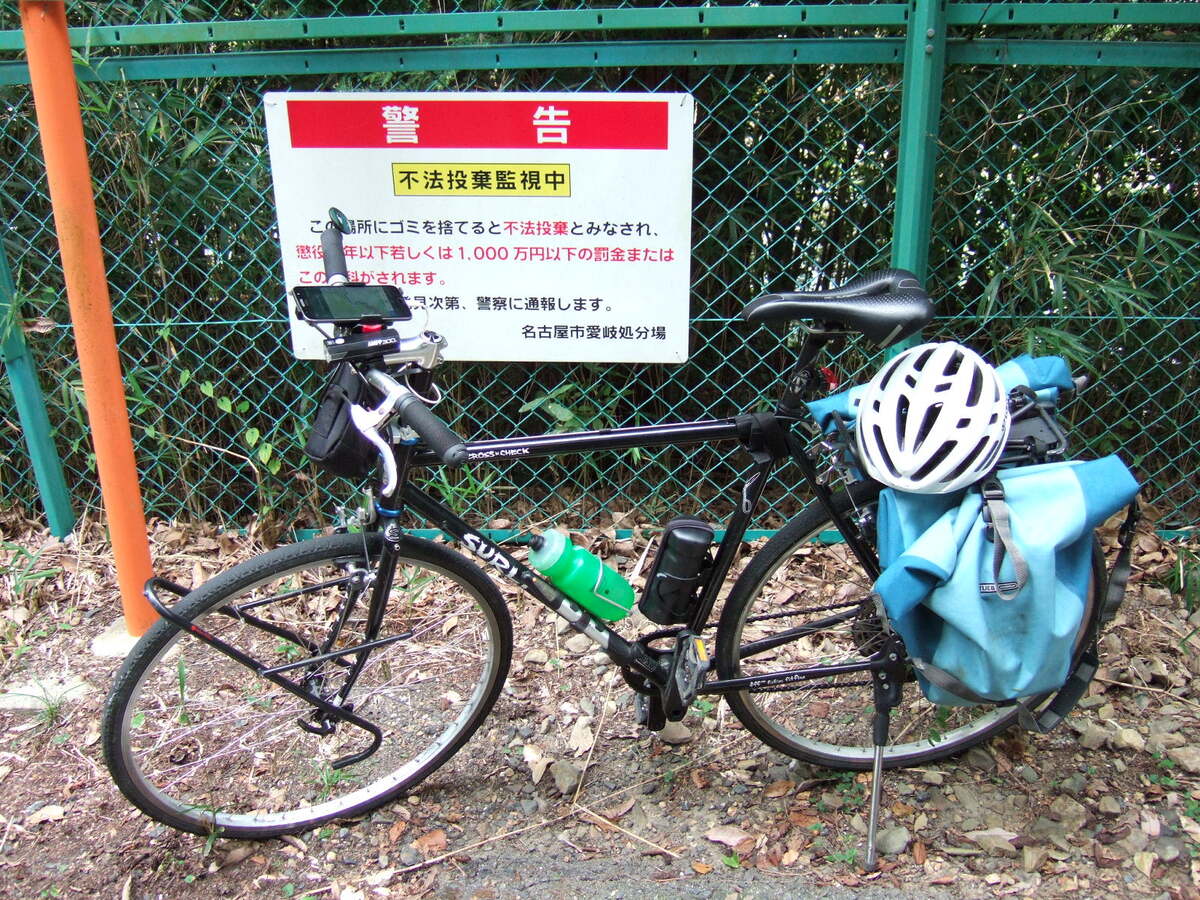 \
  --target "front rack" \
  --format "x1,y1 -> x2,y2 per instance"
143,577 -> 404,768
